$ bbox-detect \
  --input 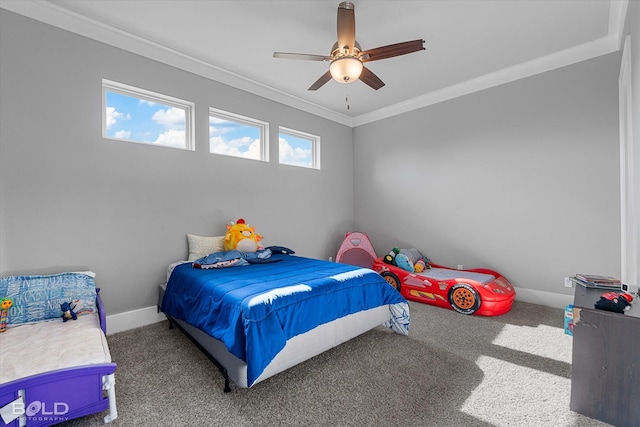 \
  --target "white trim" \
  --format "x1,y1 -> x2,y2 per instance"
512,287 -> 574,310
609,0 -> 629,50
353,36 -> 620,126
0,0 -> 628,128
0,0 -> 354,127
619,35 -> 638,286
104,289 -> 572,335
105,305 -> 166,335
